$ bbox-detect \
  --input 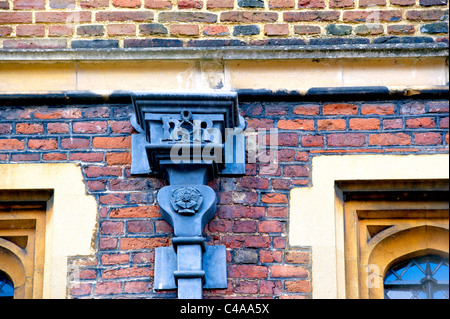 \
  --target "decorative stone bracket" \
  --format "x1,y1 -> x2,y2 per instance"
130,92 -> 246,299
